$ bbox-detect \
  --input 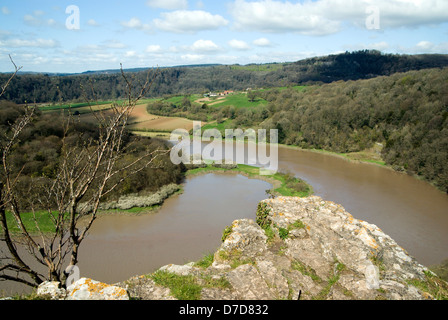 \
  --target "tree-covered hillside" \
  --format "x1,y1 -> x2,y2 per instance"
246,68 -> 448,193
145,67 -> 448,193
2,51 -> 448,104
